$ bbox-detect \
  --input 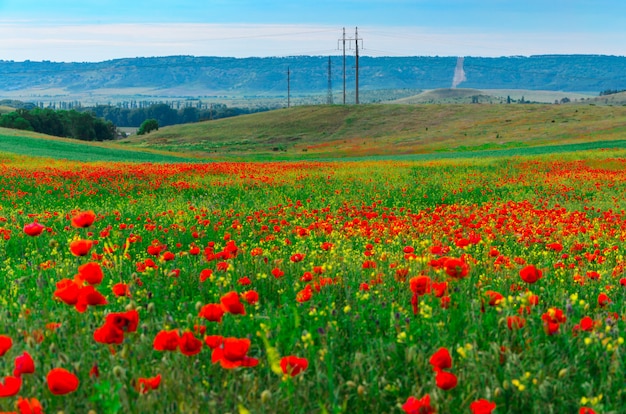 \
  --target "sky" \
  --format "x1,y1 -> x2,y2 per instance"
0,0 -> 625,62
